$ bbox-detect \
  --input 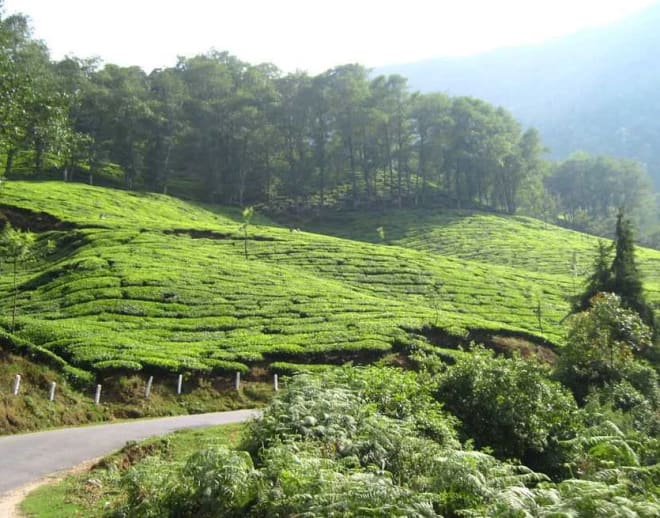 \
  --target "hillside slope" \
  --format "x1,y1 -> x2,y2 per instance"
1,181 -> 659,378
